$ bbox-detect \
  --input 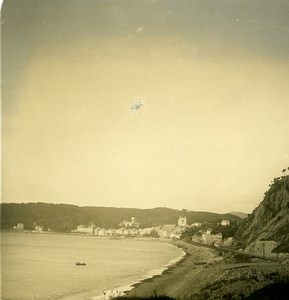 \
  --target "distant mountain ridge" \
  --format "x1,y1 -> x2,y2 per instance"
228,211 -> 248,219
0,203 -> 241,232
